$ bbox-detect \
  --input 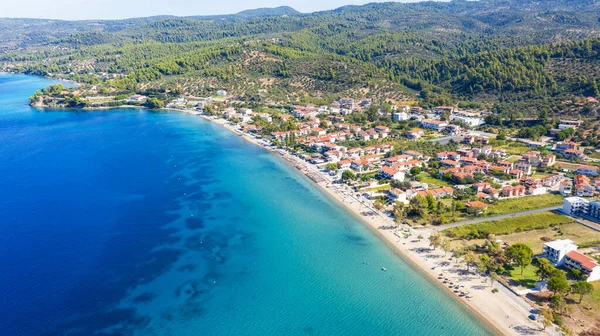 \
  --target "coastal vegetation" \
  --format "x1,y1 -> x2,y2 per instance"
442,212 -> 574,240
3,0 -> 600,118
